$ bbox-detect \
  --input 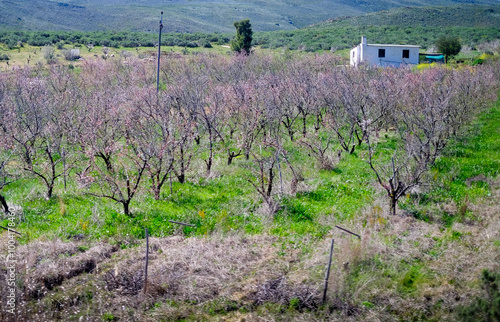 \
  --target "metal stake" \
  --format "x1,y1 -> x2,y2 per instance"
169,220 -> 196,227
335,225 -> 361,239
